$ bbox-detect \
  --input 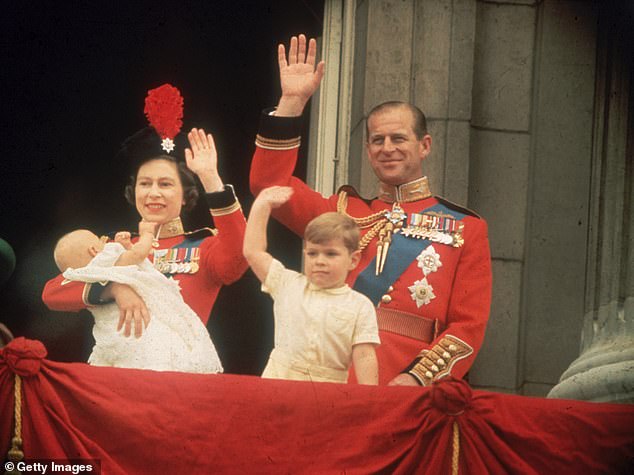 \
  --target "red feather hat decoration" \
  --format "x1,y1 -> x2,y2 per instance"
143,84 -> 184,153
